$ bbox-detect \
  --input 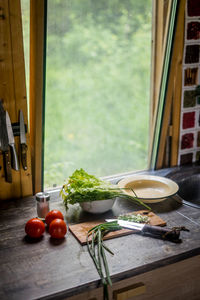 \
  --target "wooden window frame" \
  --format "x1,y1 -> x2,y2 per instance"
29,0 -> 47,194
150,0 -> 186,170
29,0 -> 183,193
